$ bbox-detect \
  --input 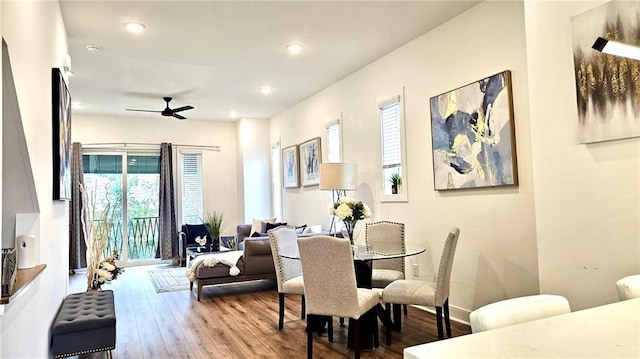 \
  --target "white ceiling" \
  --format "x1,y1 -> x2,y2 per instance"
60,1 -> 480,122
